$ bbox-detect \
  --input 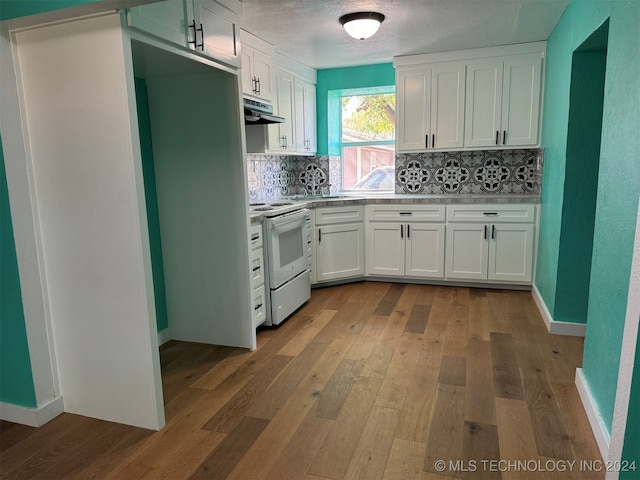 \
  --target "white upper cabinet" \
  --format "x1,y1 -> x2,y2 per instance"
465,53 -> 542,148
188,0 -> 240,67
293,77 -> 317,154
127,1 -> 189,47
240,31 -> 273,102
266,66 -> 316,155
464,59 -> 503,148
127,0 -> 240,67
268,67 -> 295,151
500,54 -> 542,147
430,62 -> 466,149
396,66 -> 431,151
396,61 -> 468,152
395,42 -> 545,151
